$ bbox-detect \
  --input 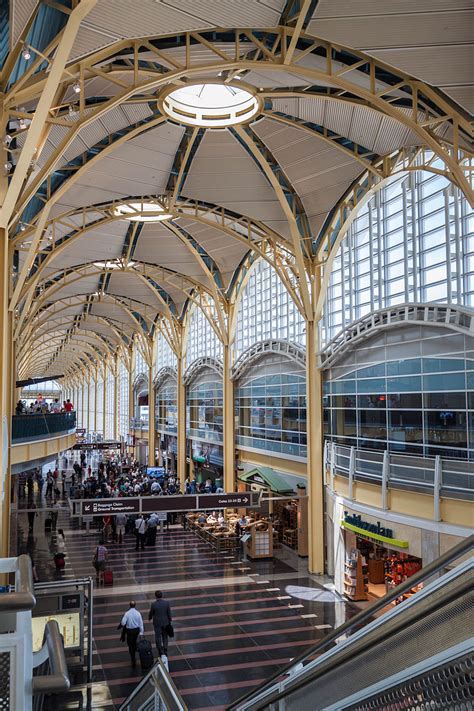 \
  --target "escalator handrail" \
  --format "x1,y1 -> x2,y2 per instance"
228,533 -> 474,710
